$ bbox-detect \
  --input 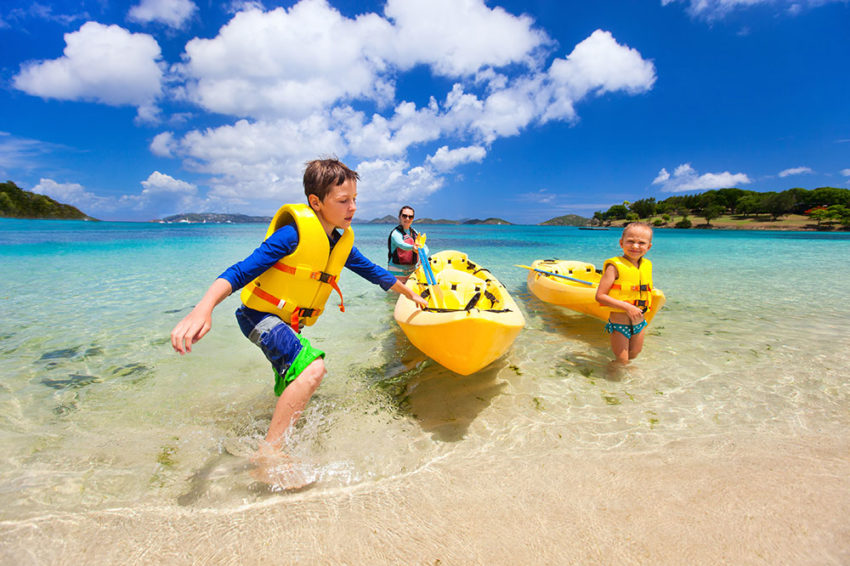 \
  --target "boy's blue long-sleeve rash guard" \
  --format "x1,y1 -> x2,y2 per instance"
218,224 -> 398,293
